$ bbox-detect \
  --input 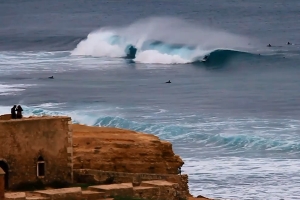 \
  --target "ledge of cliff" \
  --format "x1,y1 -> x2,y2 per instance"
72,124 -> 184,174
